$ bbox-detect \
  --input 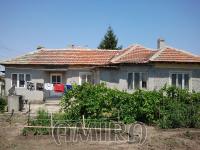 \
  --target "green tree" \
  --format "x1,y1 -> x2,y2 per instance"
98,26 -> 122,50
